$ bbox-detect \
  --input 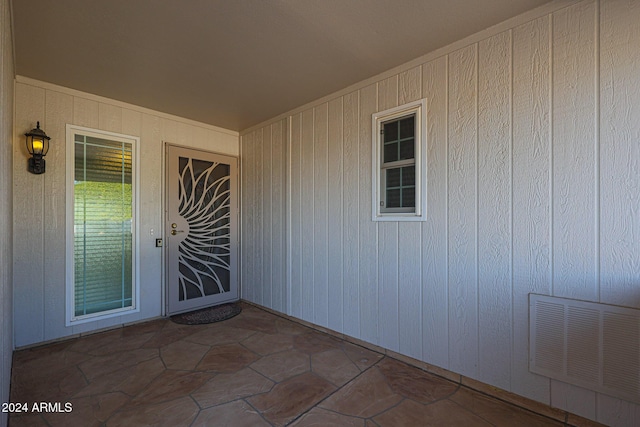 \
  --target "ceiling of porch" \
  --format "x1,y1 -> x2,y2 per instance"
12,0 -> 552,131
